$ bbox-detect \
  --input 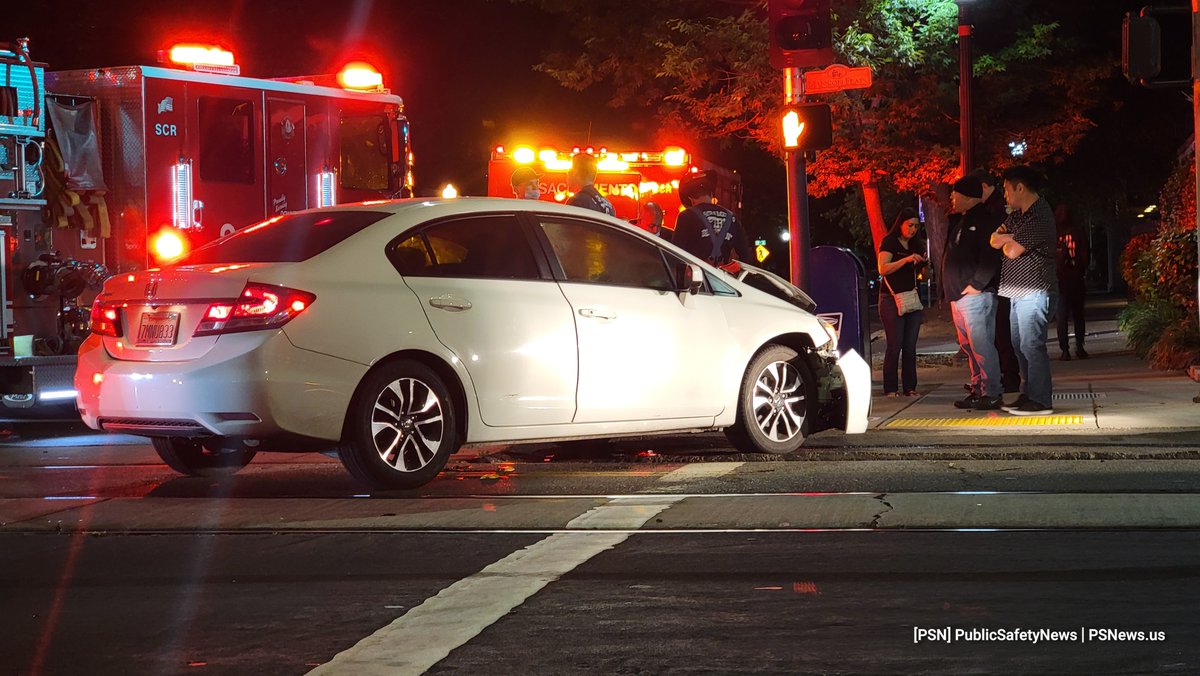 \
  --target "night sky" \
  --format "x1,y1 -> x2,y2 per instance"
10,1 -> 1196,246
